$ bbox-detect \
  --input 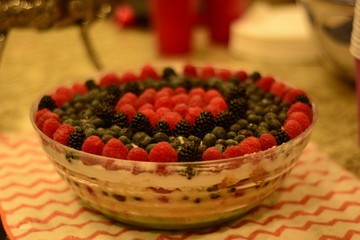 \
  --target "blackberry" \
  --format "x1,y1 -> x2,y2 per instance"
177,141 -> 201,162
38,95 -> 57,111
112,112 -> 129,128
101,94 -> 118,106
271,129 -> 290,145
192,111 -> 216,138
68,127 -> 86,150
228,98 -> 248,119
162,67 -> 177,80
215,110 -> 235,129
173,120 -> 192,137
249,71 -> 261,81
131,112 -> 153,135
106,84 -> 122,100
85,79 -> 98,90
123,82 -> 141,95
293,94 -> 311,107
95,103 -> 114,126
226,85 -> 247,102
154,120 -> 171,135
